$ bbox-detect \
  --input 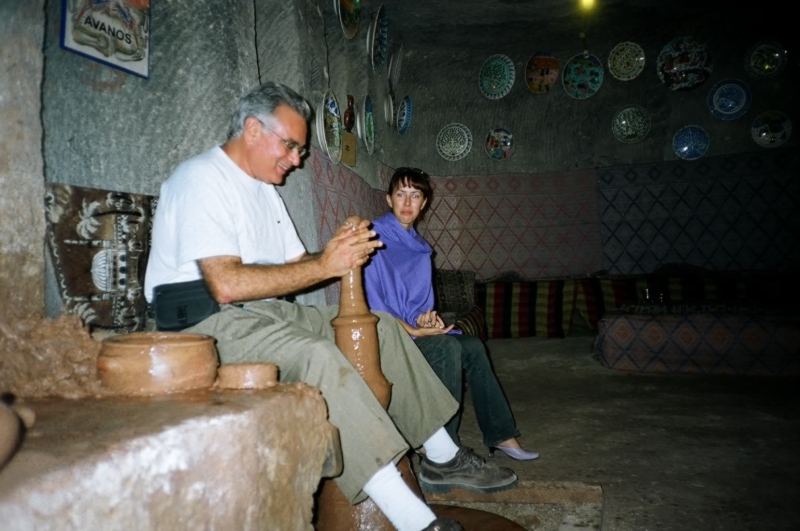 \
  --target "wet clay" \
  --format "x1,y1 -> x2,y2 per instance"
97,332 -> 219,396
216,363 -> 278,390
0,315 -> 104,399
317,216 -> 419,531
